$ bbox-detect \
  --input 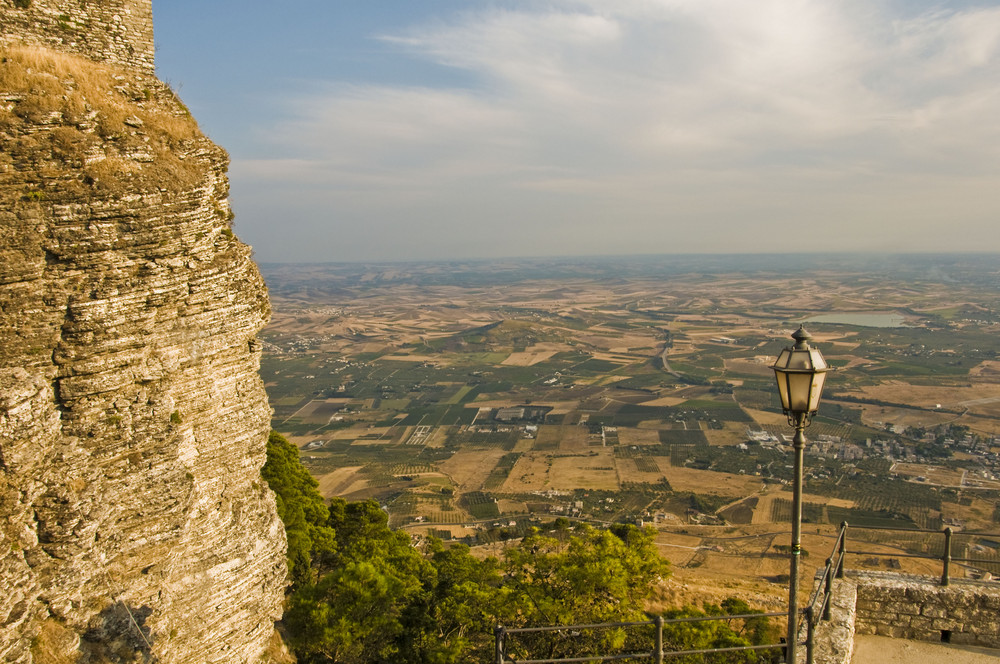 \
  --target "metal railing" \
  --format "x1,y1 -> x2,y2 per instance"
808,522 -> 1000,590
496,523 -> 1000,664
801,525 -> 848,664
494,612 -> 789,664
801,522 -> 1000,664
